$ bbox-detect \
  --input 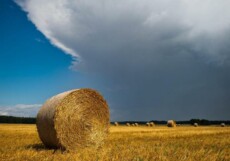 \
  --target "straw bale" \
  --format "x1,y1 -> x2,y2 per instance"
167,120 -> 176,127
114,122 -> 119,126
149,122 -> 155,127
36,88 -> 109,151
221,123 -> 225,127
194,123 -> 198,127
